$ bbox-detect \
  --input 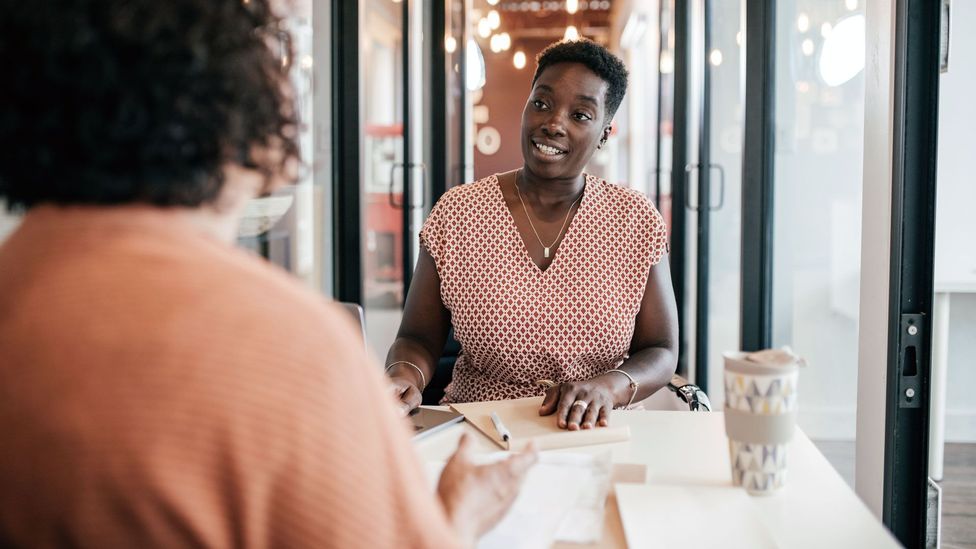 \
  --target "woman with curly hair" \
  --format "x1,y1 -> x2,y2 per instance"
0,2 -> 535,547
387,40 -> 679,430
